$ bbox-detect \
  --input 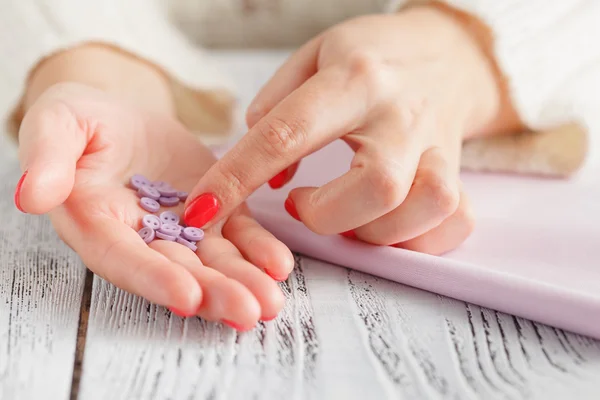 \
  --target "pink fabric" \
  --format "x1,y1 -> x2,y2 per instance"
222,141 -> 600,338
